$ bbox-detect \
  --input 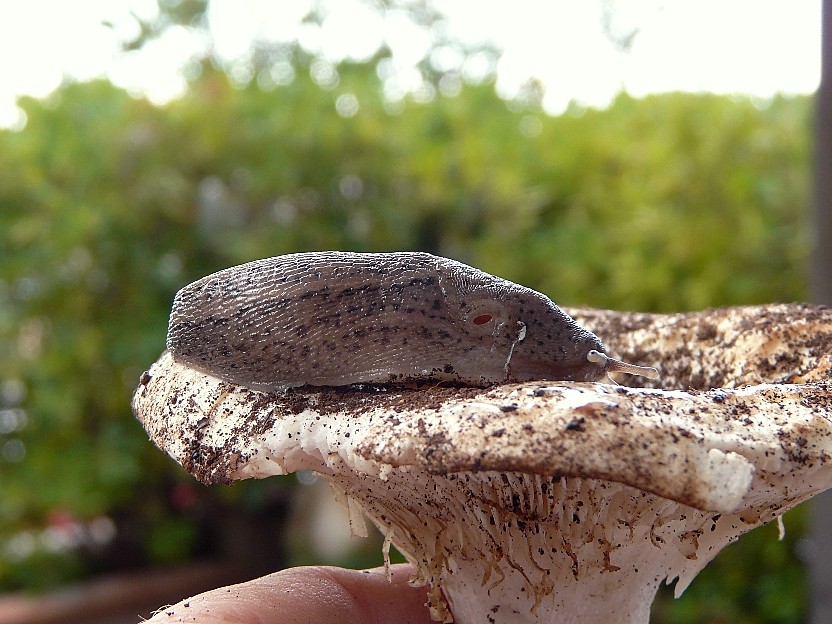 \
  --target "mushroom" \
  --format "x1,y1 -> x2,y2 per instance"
132,303 -> 832,623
